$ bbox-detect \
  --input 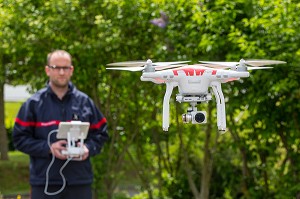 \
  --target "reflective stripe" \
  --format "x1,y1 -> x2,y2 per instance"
90,118 -> 107,129
15,117 -> 106,129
